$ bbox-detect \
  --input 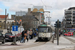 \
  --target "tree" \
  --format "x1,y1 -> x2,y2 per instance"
22,16 -> 34,30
